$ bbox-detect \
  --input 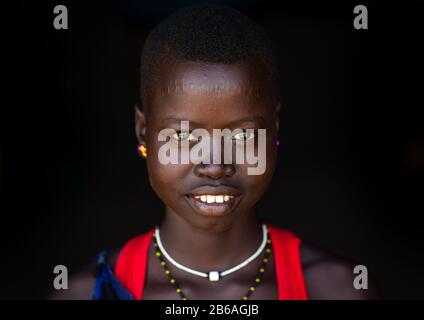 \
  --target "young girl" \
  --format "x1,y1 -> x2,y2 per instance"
52,3 -> 378,300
